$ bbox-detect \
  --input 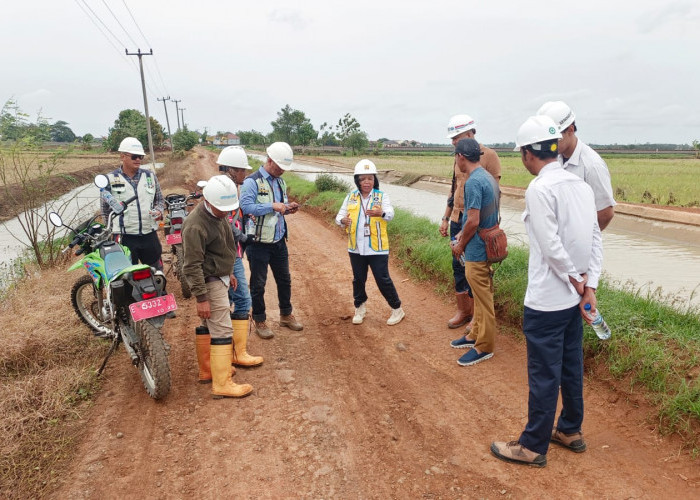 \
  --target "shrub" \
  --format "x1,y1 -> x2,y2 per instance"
314,173 -> 350,193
